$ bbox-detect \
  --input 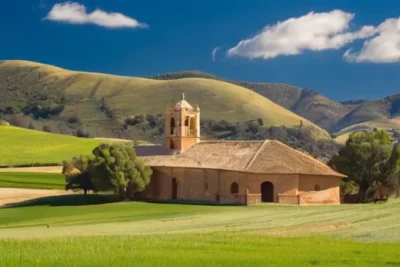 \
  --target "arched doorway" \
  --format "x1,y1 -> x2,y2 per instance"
261,182 -> 274,202
172,178 -> 178,199
230,182 -> 239,194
